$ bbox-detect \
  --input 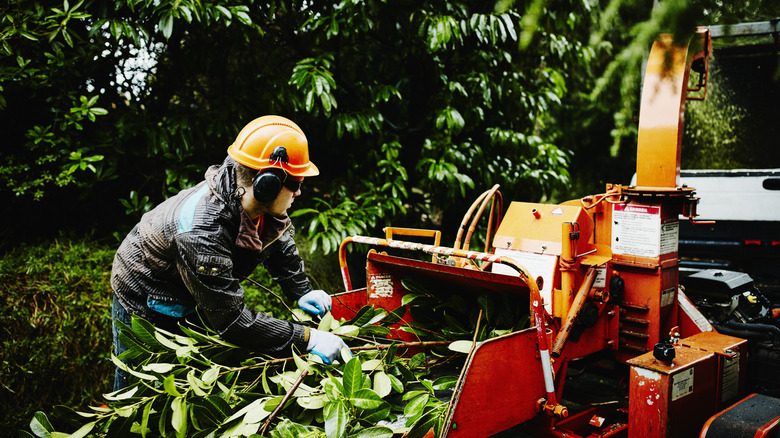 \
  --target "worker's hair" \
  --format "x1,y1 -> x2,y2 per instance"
234,162 -> 257,188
